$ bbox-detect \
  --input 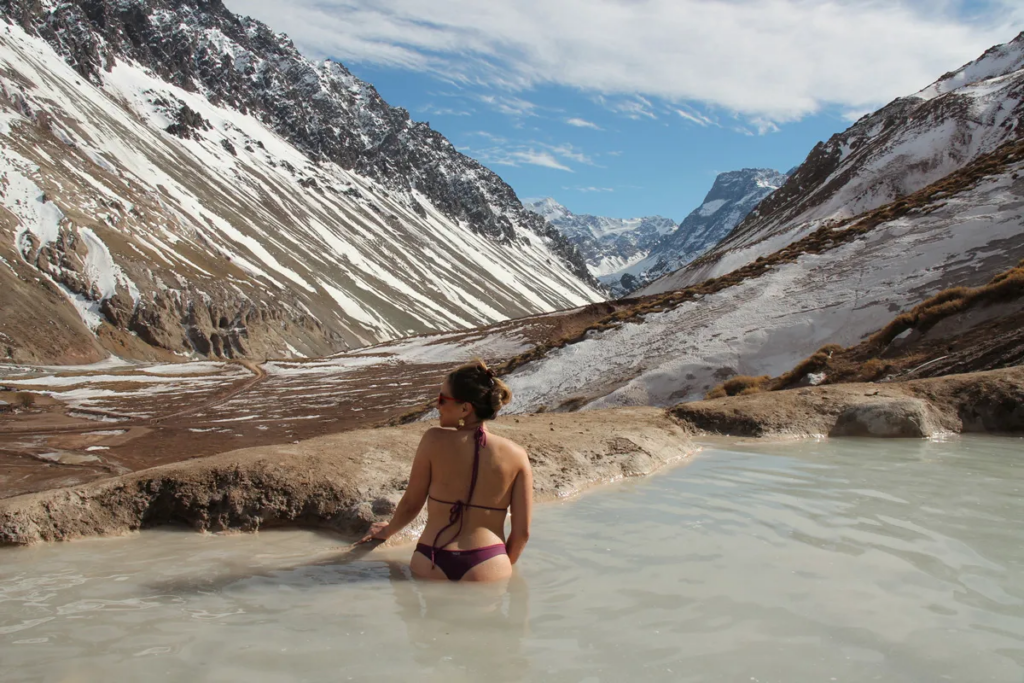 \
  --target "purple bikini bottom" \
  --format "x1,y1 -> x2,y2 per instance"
415,543 -> 507,581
